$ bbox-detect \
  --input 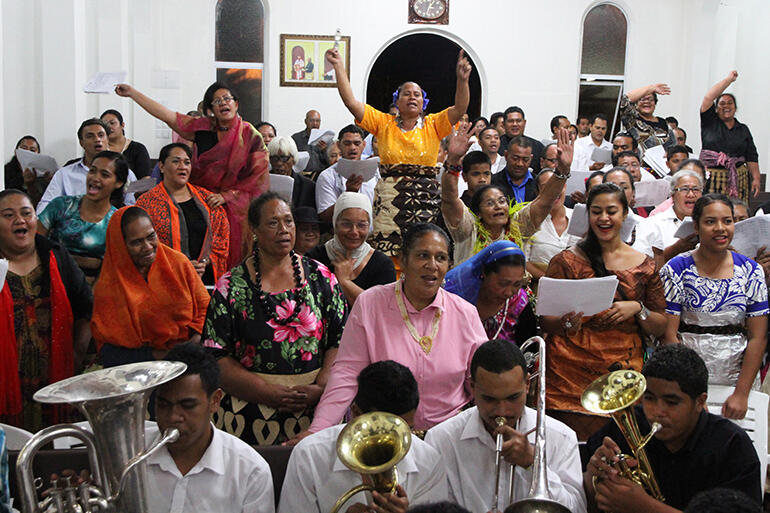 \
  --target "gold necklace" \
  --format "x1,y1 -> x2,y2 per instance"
394,280 -> 442,355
